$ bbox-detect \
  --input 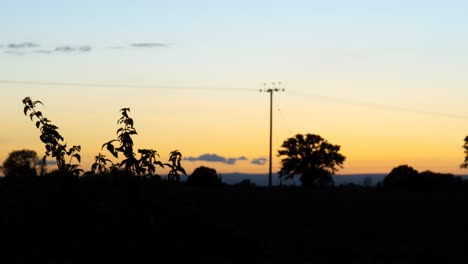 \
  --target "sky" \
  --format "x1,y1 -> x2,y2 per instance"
1,0 -> 468,176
